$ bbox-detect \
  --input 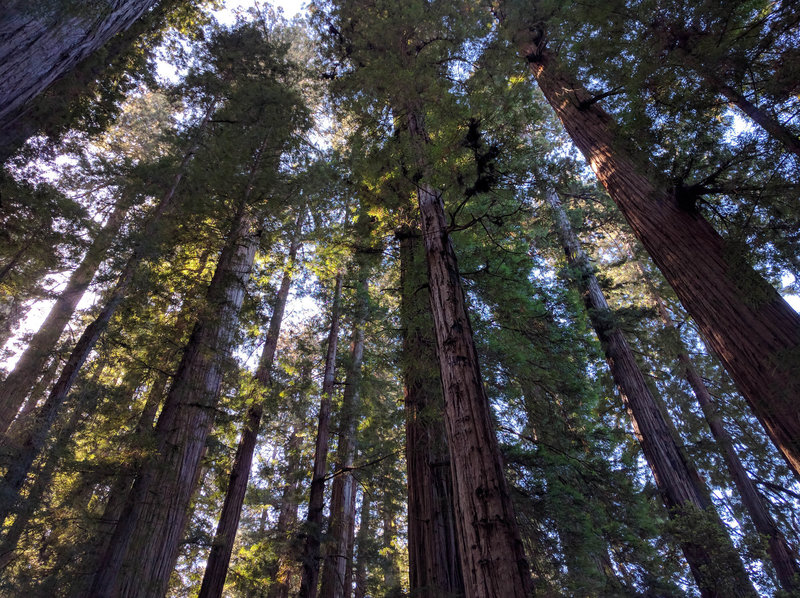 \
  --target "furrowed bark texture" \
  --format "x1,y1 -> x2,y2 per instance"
640,271 -> 800,592
547,190 -> 757,598
0,199 -> 128,433
399,228 -> 464,597
198,220 -> 302,598
0,124 -> 205,514
406,105 -> 533,598
298,272 -> 344,598
519,34 -> 800,476
88,202 -> 259,598
319,273 -> 369,598
0,0 -> 159,134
